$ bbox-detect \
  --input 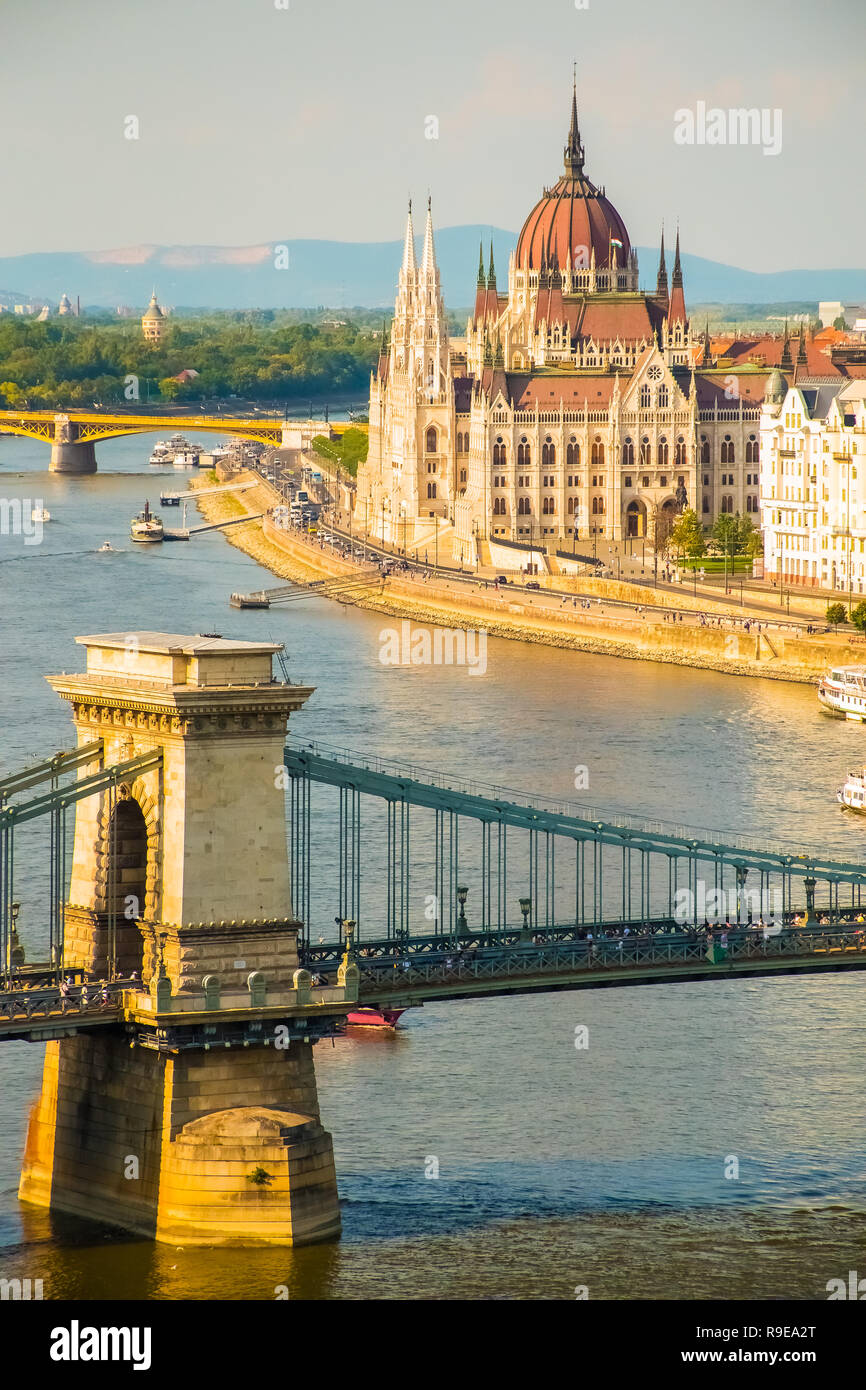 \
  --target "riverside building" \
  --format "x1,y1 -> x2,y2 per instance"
356,84 -> 785,567
760,378 -> 866,593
